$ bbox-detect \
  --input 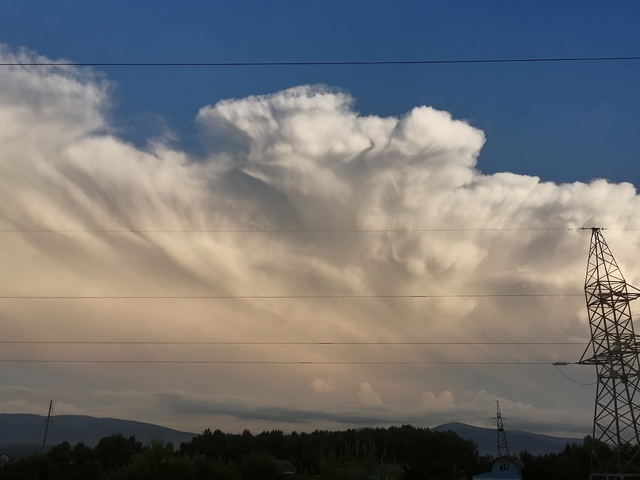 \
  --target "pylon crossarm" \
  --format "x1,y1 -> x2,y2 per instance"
579,356 -> 640,365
